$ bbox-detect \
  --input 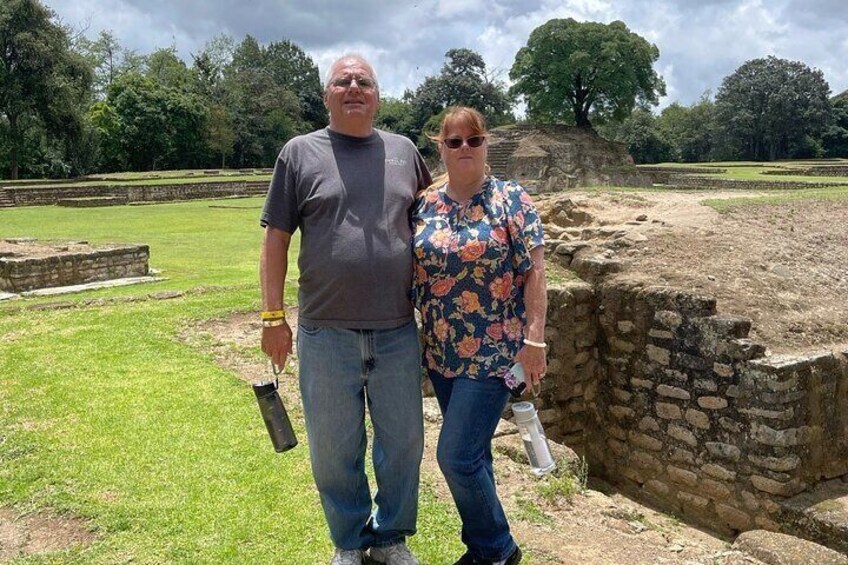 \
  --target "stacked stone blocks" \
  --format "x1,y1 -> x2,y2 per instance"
0,245 -> 150,292
539,280 -> 848,539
